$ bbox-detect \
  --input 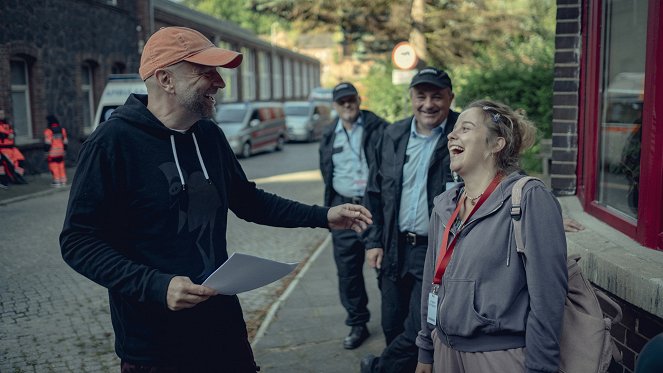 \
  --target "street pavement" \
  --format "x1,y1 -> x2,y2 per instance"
1,167 -> 386,372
